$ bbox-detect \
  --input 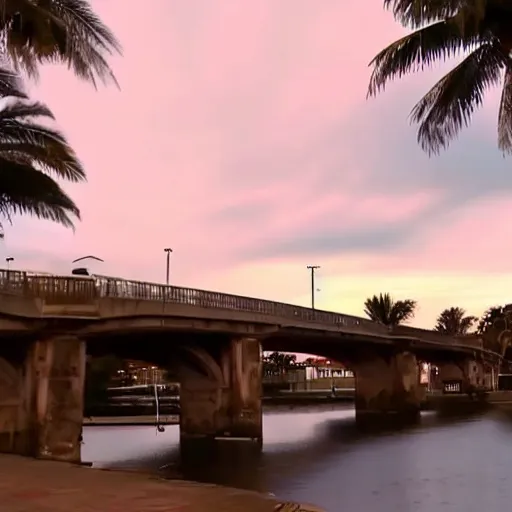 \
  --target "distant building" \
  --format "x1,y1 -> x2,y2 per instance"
420,362 -> 430,385
116,360 -> 167,386
302,357 -> 354,380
